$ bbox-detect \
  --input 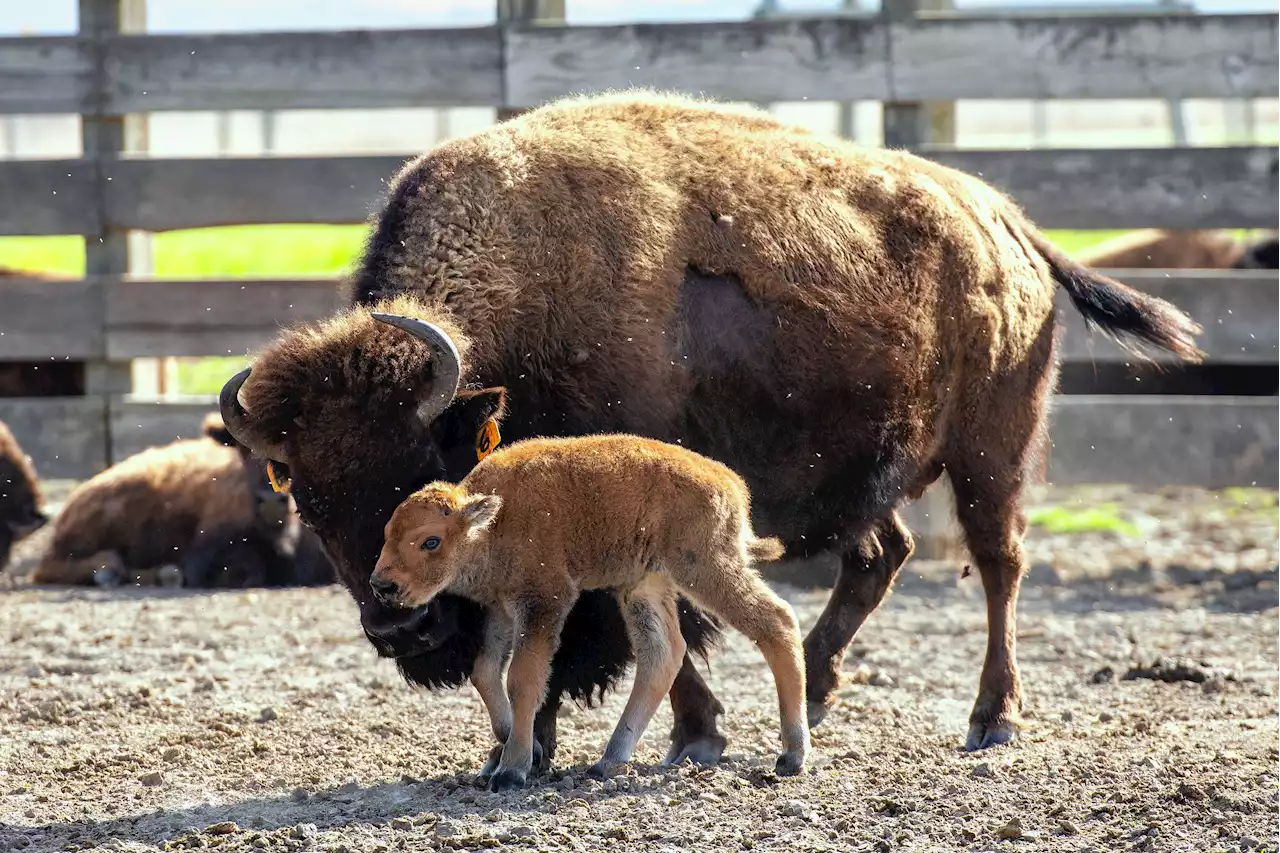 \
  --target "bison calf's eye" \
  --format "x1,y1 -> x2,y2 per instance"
421,536 -> 441,552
